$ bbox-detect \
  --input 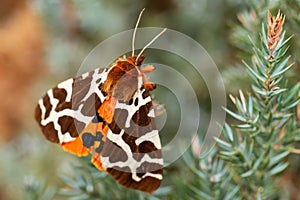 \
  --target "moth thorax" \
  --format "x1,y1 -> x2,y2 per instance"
101,60 -> 140,102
